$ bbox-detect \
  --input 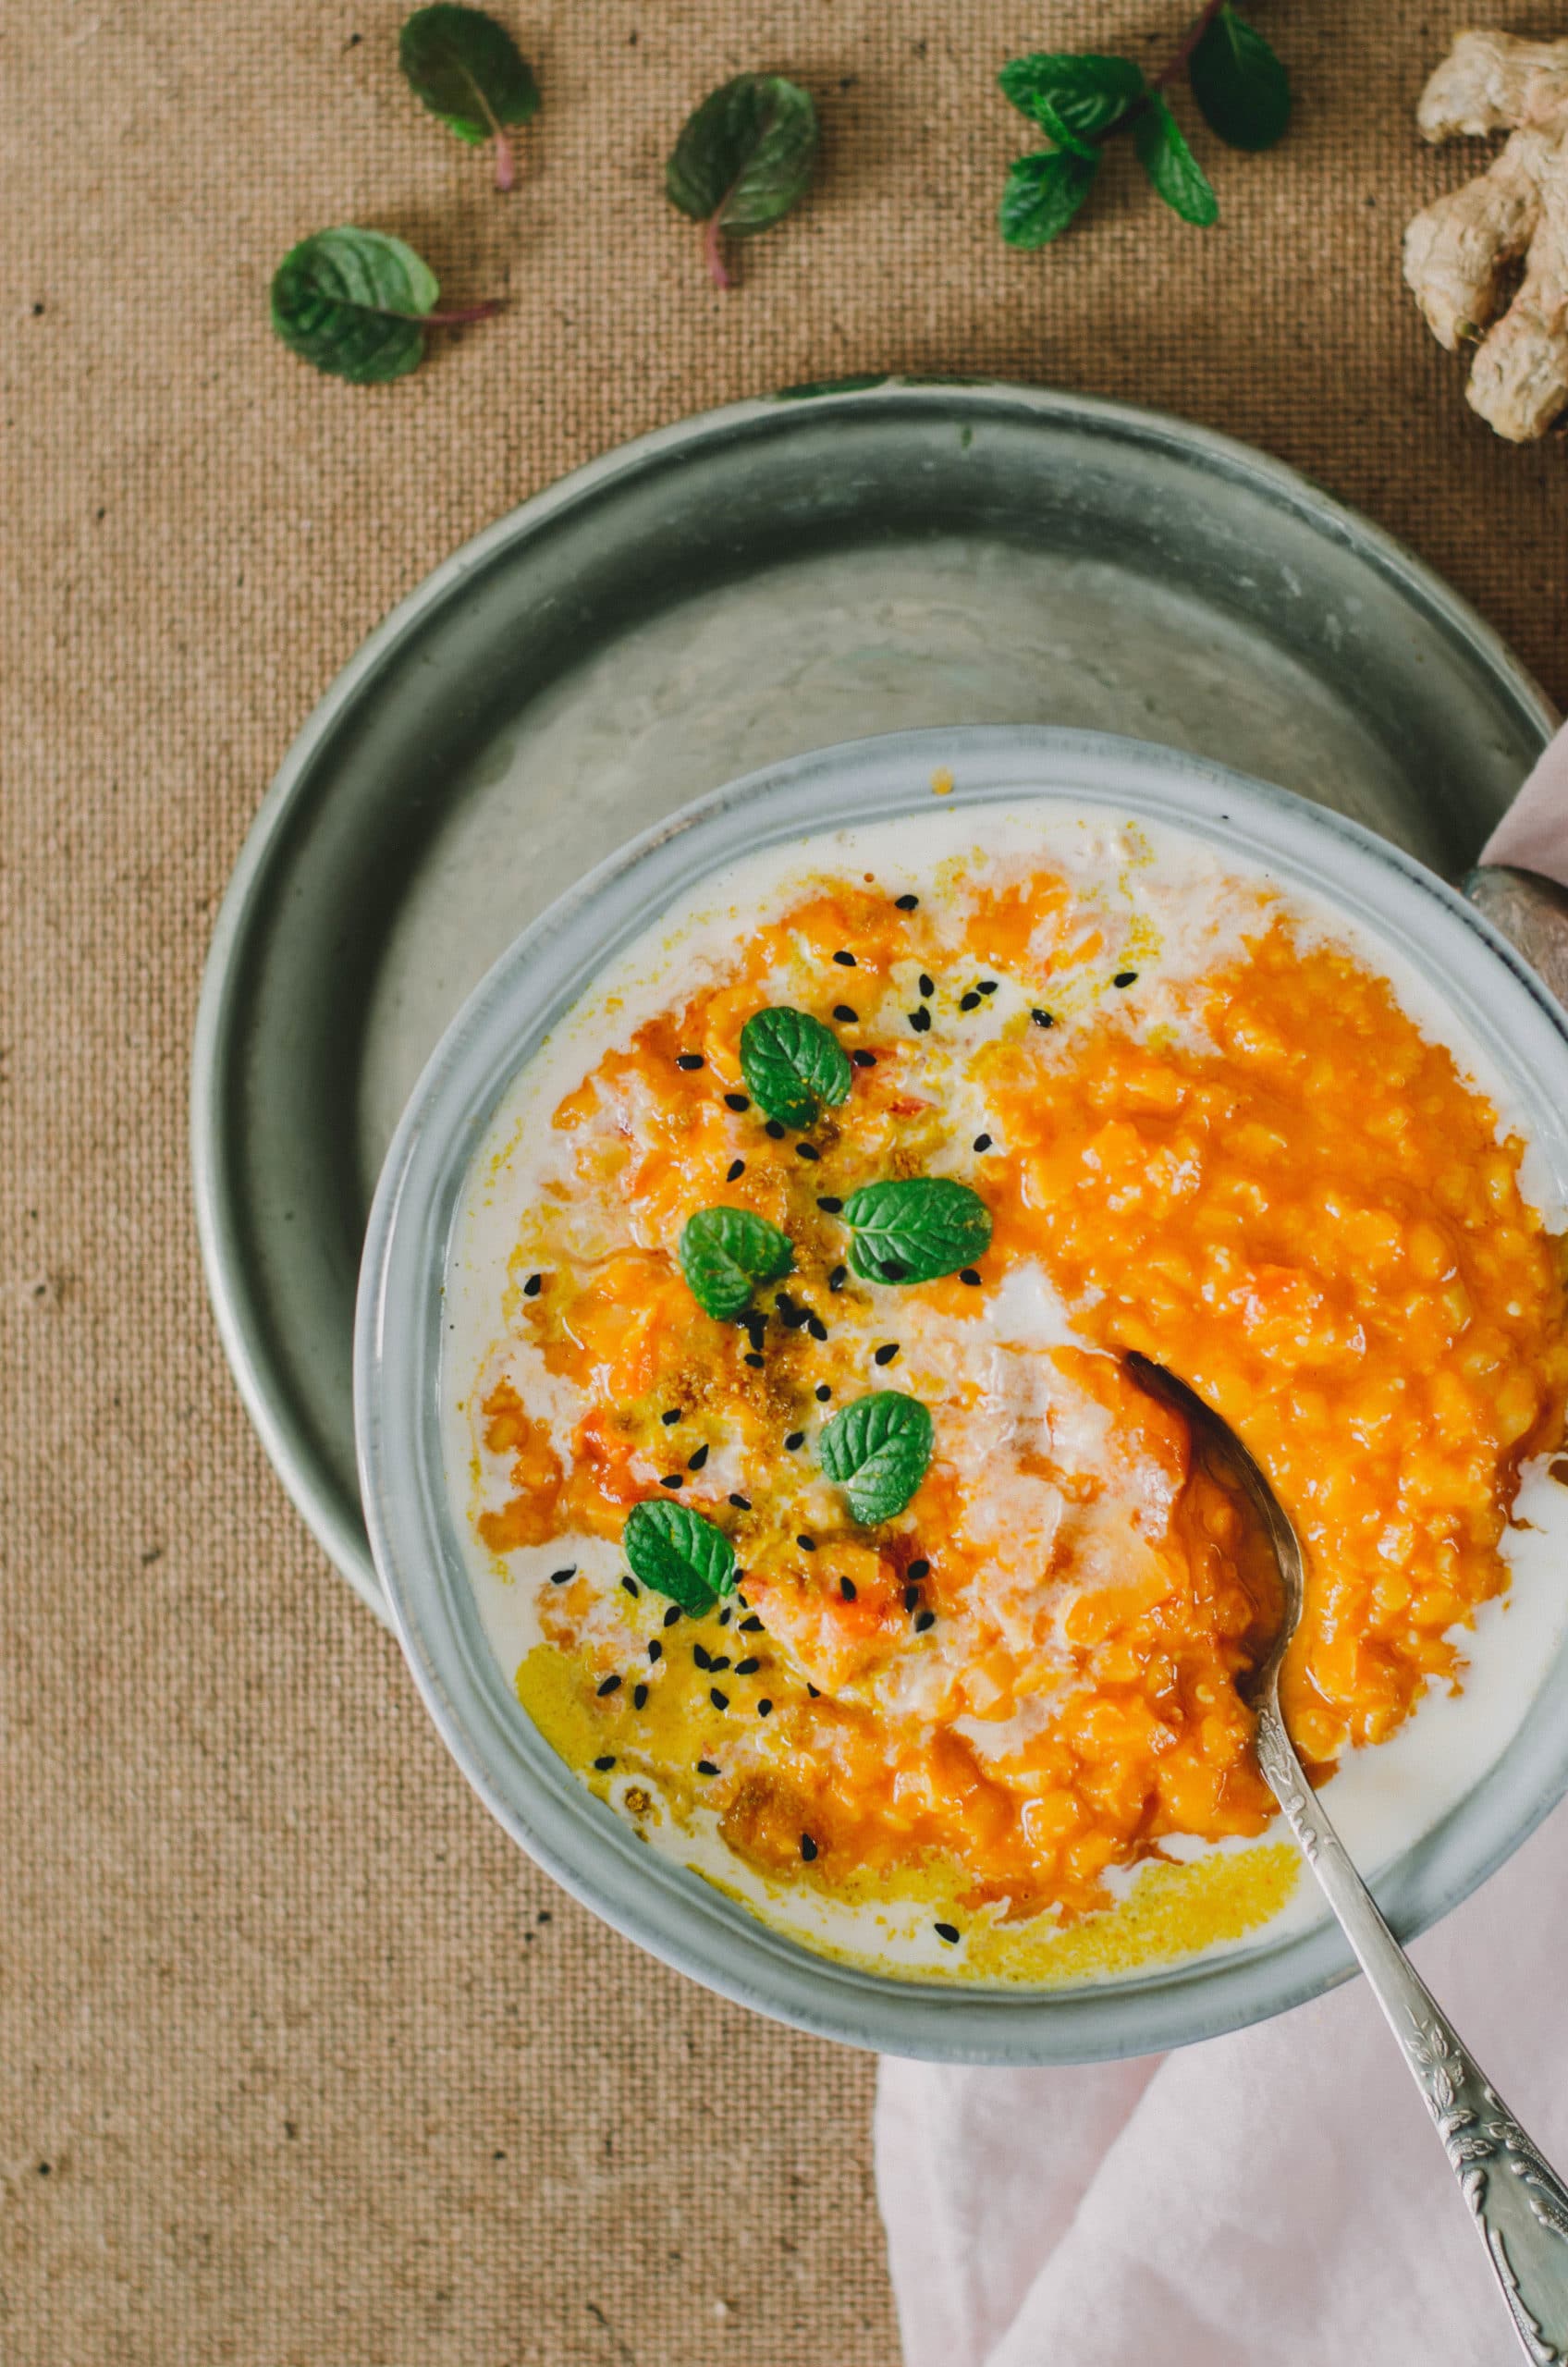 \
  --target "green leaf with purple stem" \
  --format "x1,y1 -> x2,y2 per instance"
399,5 -> 539,192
